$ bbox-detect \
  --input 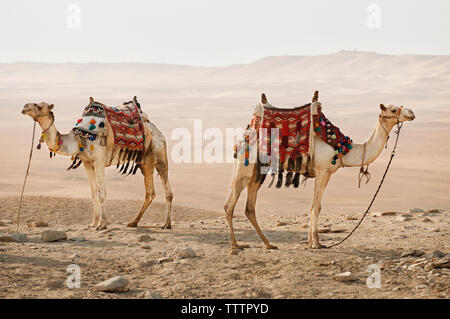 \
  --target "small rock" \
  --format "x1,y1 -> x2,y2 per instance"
427,209 -> 443,214
396,216 -> 412,222
158,257 -> 173,264
71,253 -> 80,259
70,237 -> 86,242
139,260 -> 158,267
333,272 -> 356,282
346,215 -> 357,220
94,276 -> 129,292
431,228 -> 440,232
415,284 -> 427,290
0,233 -> 27,243
429,258 -> 450,269
371,212 -> 382,217
432,250 -> 446,258
392,235 -> 407,240
382,211 -> 397,216
41,230 -> 67,242
0,220 -> 13,226
137,291 -> 162,299
421,217 -> 432,223
173,247 -> 196,258
137,234 -> 154,242
28,221 -> 48,228
318,227 -> 331,233
400,250 -> 425,258
329,229 -> 347,233
276,221 -> 288,227
408,208 -> 425,213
